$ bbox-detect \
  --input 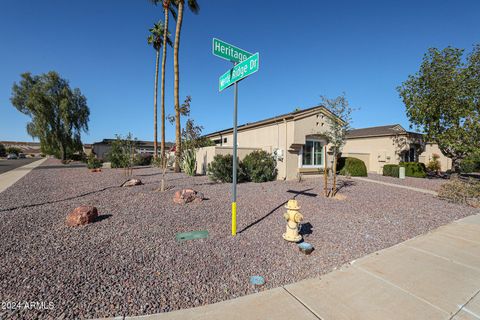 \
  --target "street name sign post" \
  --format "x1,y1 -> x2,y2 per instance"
219,53 -> 259,92
212,38 -> 259,236
212,38 -> 252,63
